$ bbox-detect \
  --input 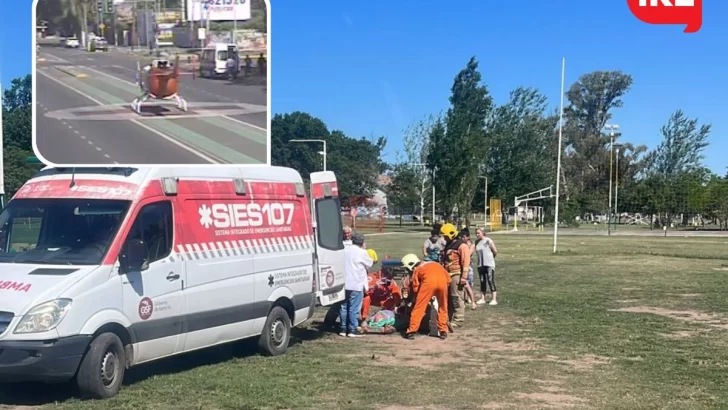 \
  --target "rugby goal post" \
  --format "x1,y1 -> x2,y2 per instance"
513,186 -> 554,231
